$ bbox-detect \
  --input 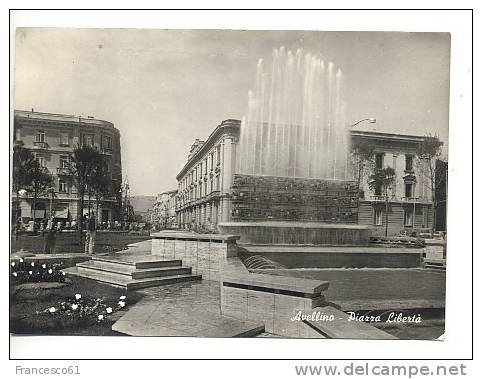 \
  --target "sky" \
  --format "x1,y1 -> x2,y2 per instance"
14,29 -> 450,196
